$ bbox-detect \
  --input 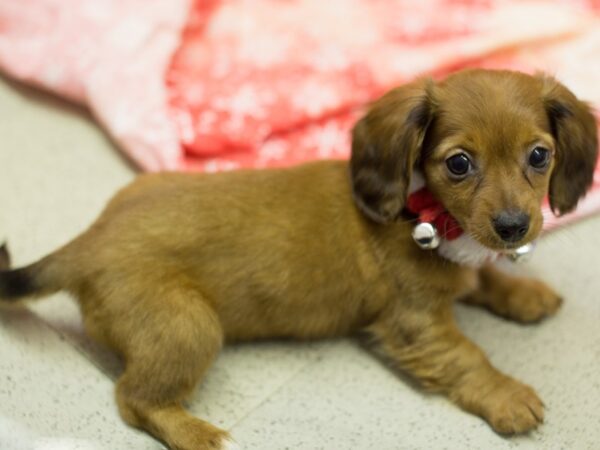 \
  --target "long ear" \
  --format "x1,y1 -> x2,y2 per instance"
540,75 -> 598,216
350,79 -> 434,223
